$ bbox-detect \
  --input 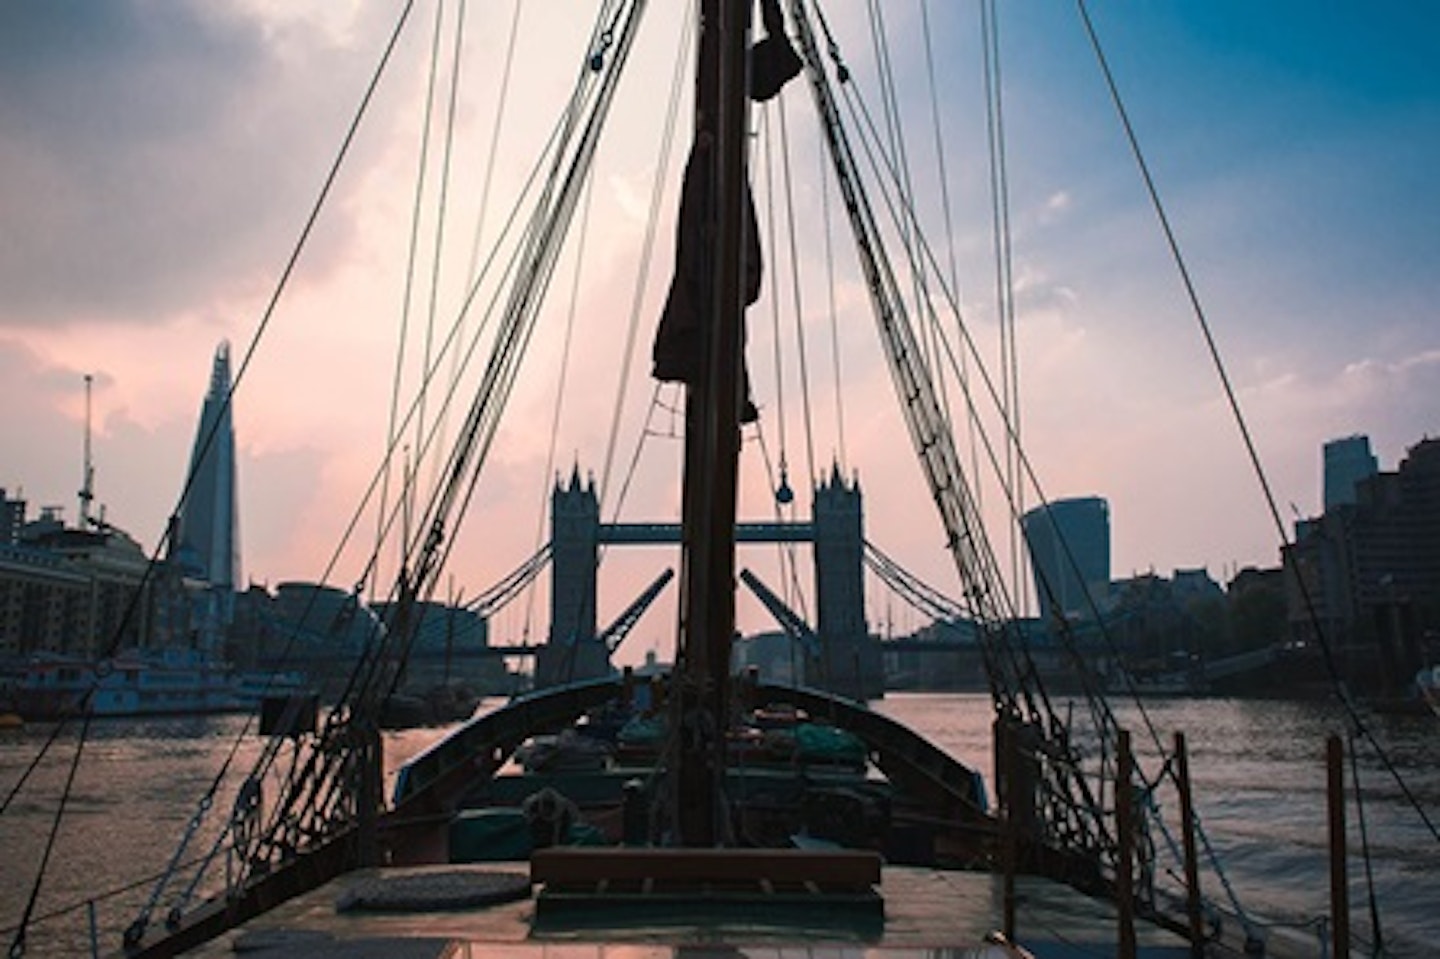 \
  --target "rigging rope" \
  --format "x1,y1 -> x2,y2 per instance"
799,0 -> 1131,872
521,171 -> 594,647
7,714 -> 91,958
609,384 -> 667,528
750,423 -> 811,624
352,0 -> 652,716
863,0 -> 937,400
754,107 -> 797,626
577,2 -> 694,667
465,0 -> 523,285
776,92 -> 820,485
811,10 -> 1158,778
919,0 -> 979,521
598,0 -> 693,510
761,107 -> 791,488
818,141 -> 849,469
138,0 -> 653,914
244,101 -> 577,856
980,0 -> 1025,611
376,0 -> 446,602
3,5 -> 422,951
1076,0 -> 1437,845
1347,727 -> 1386,954
417,0 -> 471,502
